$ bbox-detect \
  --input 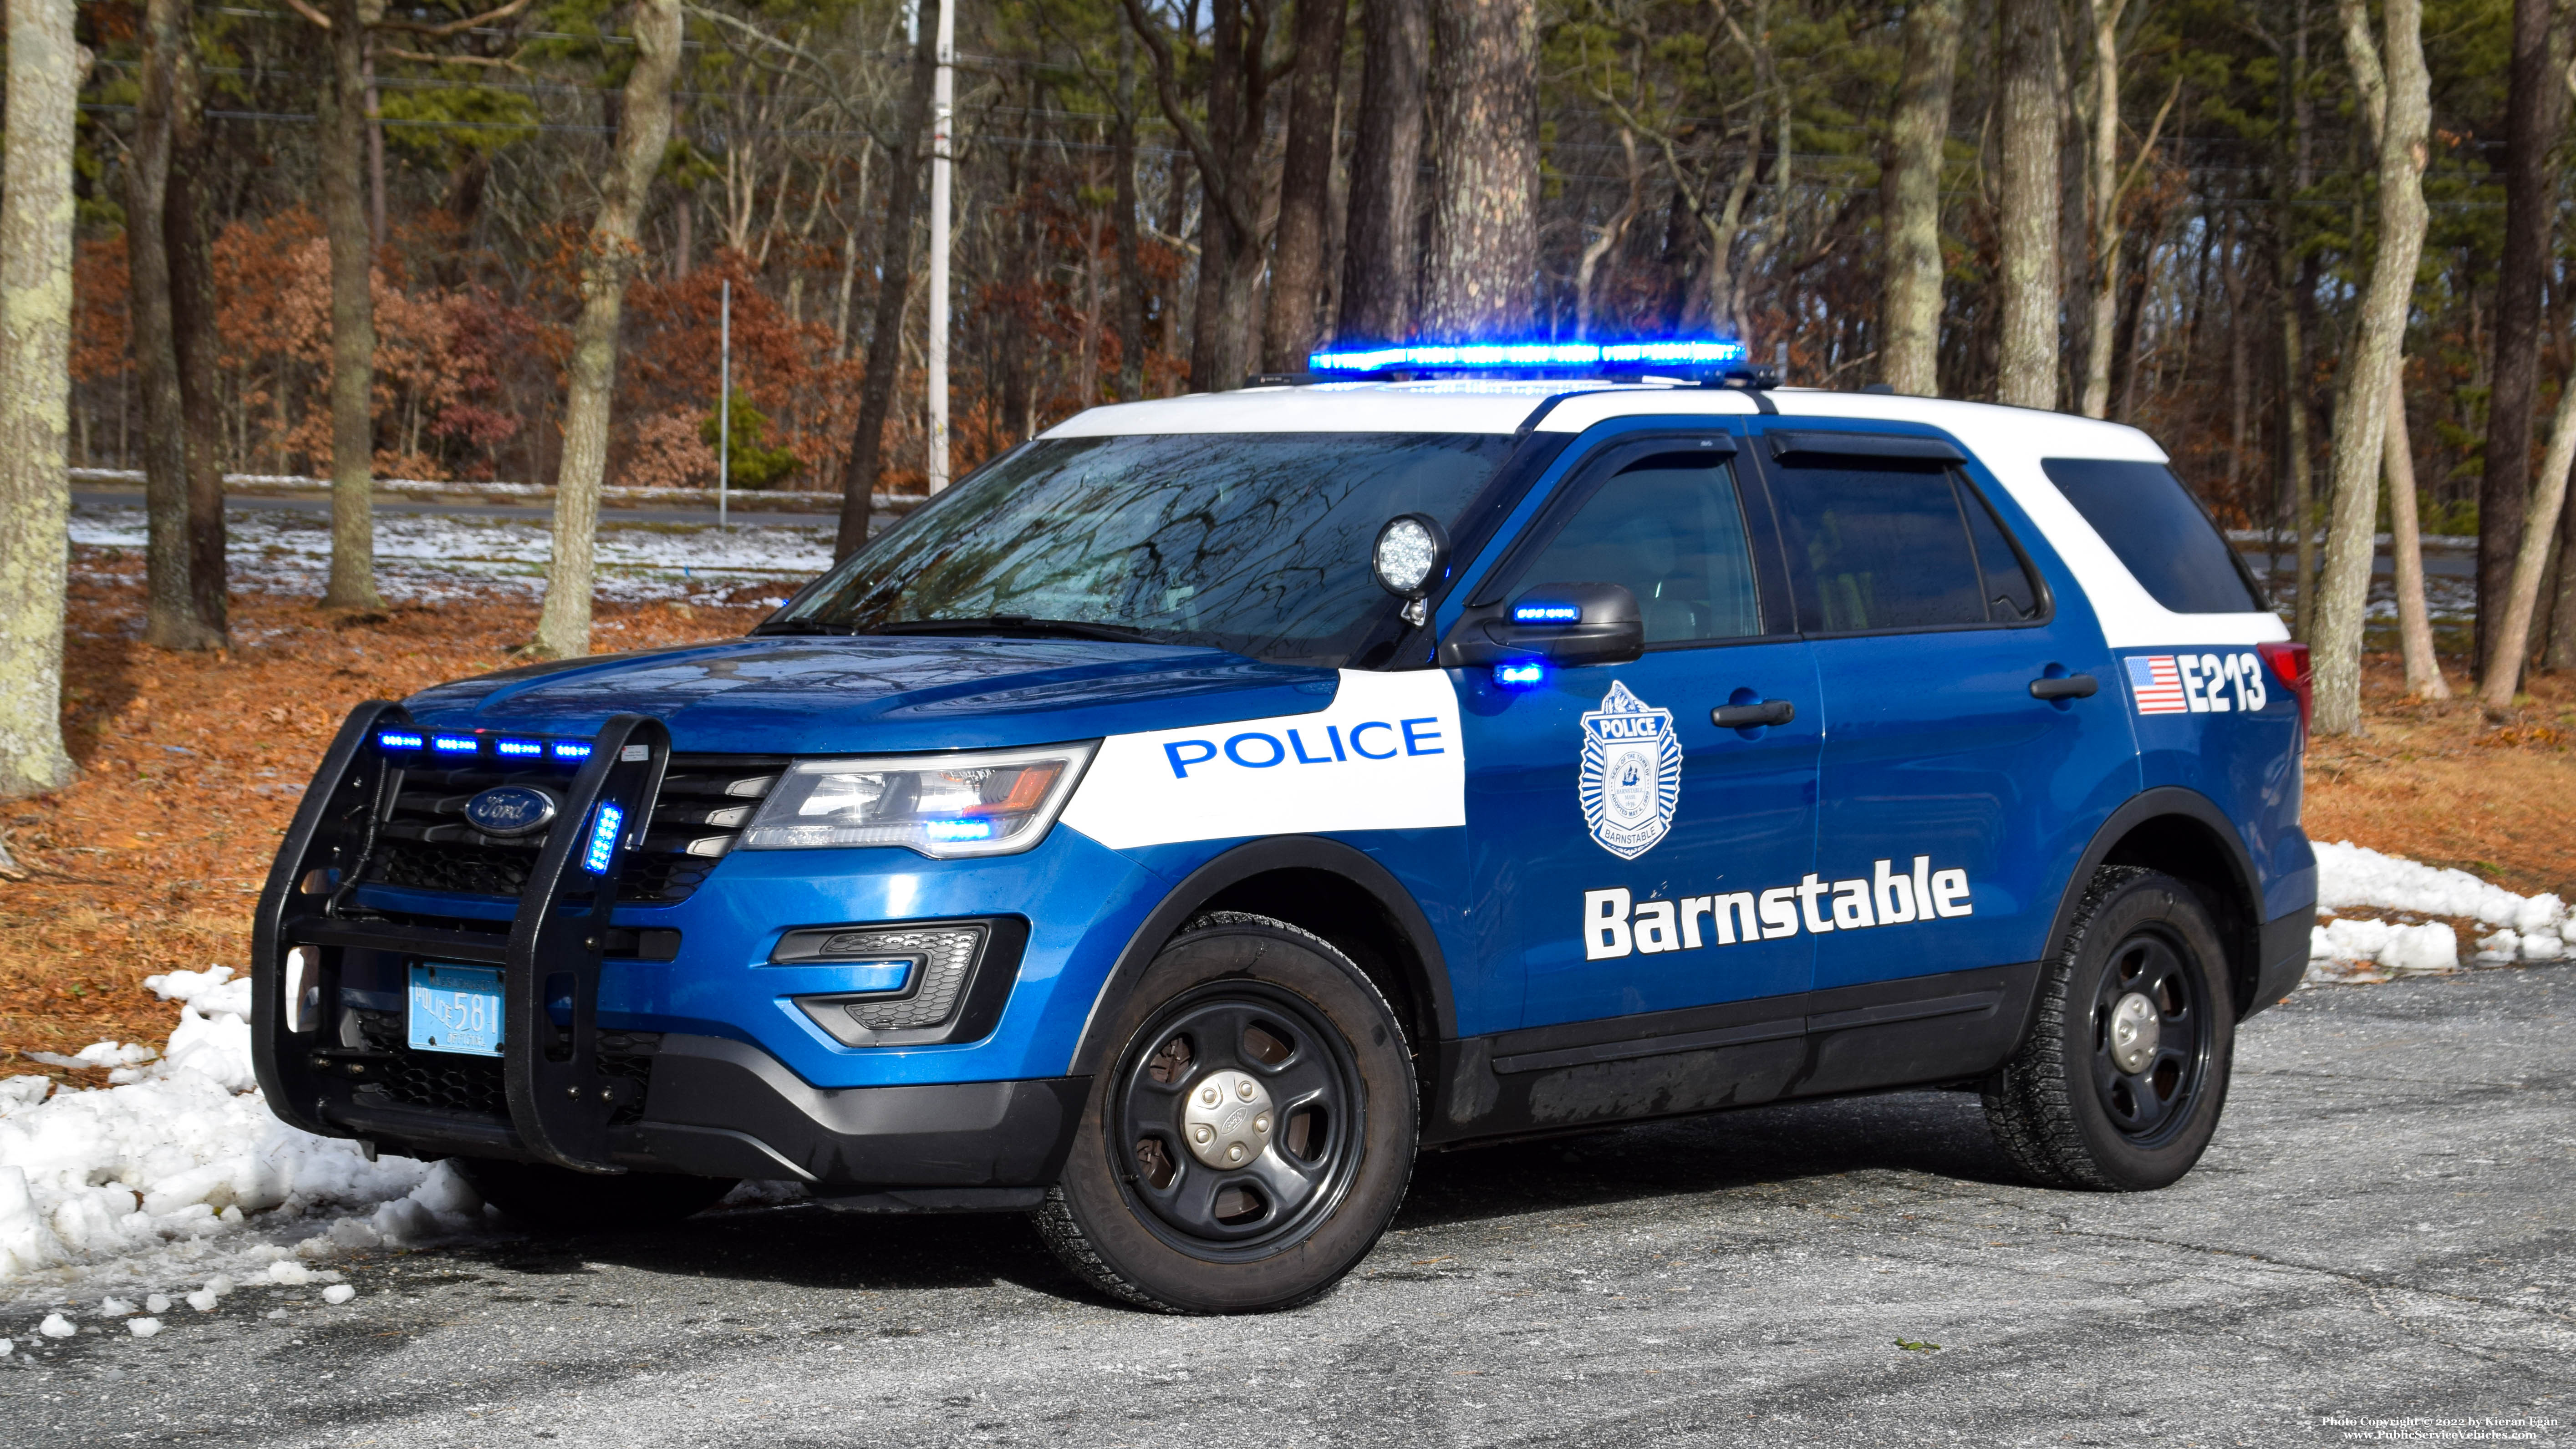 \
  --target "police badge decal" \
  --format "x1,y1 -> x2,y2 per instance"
1579,681 -> 1682,859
